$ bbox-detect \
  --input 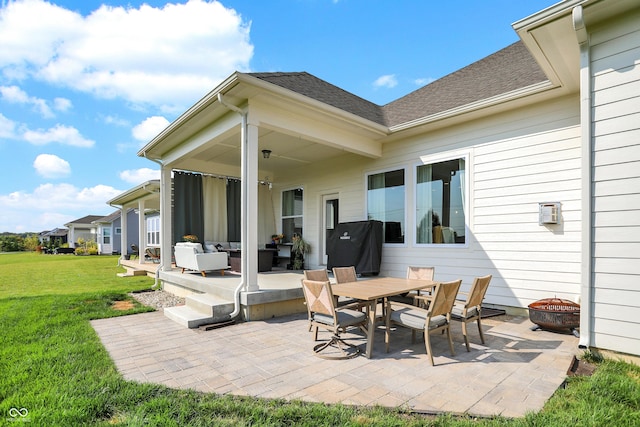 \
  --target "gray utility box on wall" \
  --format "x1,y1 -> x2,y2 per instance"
539,202 -> 561,225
